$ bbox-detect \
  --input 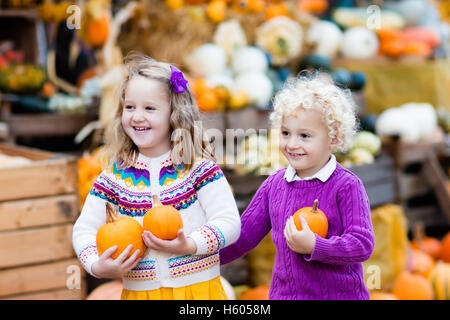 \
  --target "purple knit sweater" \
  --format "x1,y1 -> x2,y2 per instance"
220,163 -> 375,300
